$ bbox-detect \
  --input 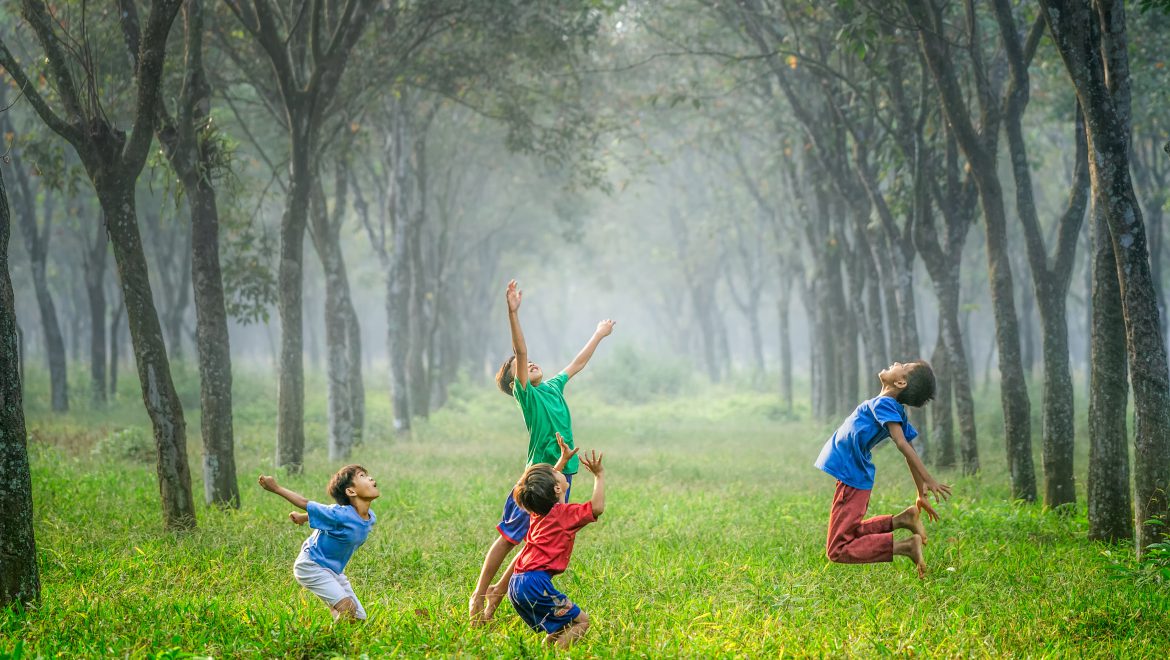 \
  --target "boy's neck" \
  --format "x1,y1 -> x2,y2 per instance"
878,385 -> 902,400
350,498 -> 372,519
